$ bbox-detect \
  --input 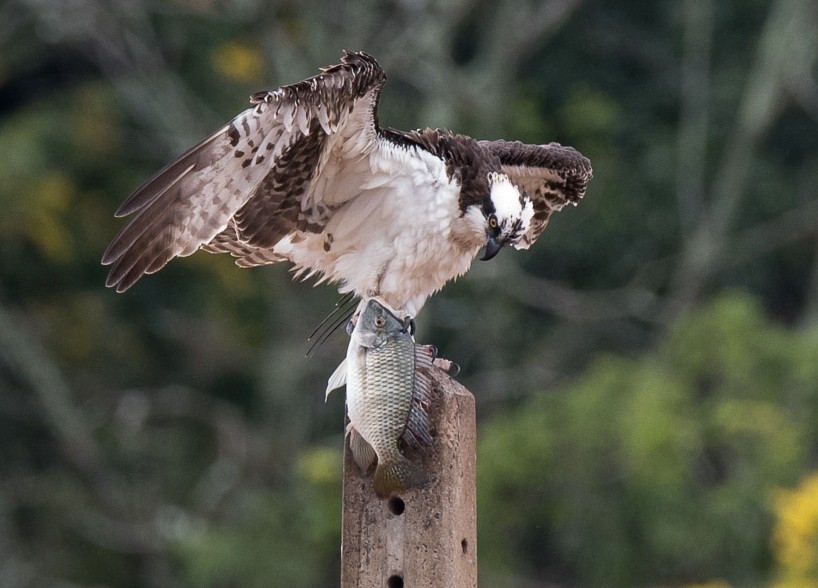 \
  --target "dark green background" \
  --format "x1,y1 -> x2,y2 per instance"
2,0 -> 817,586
